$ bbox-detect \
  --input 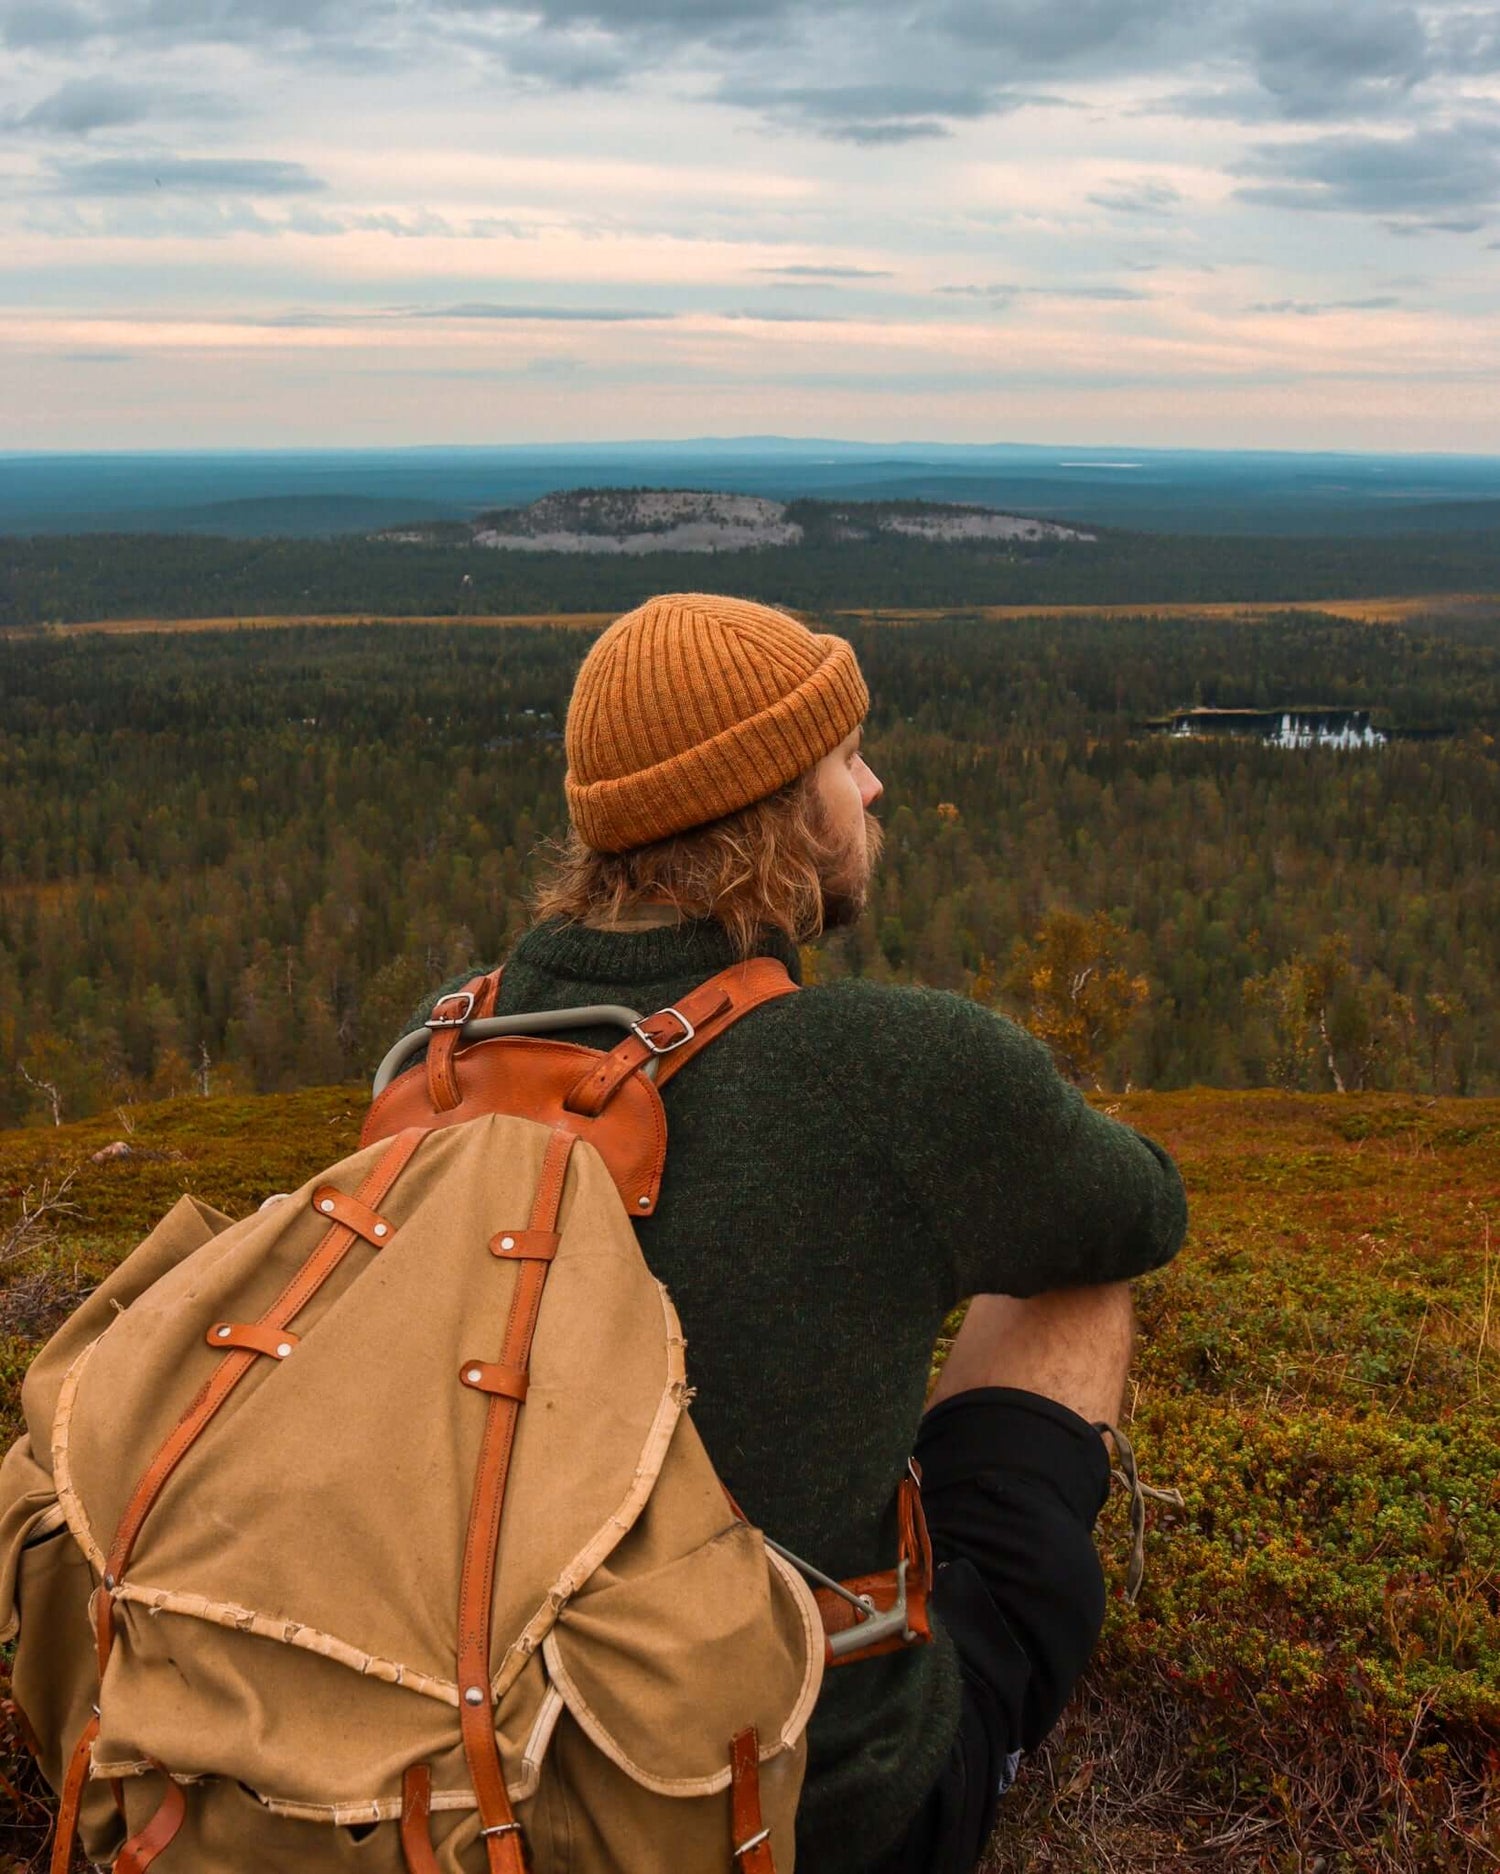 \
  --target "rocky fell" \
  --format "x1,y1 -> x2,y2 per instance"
382,488 -> 1096,555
